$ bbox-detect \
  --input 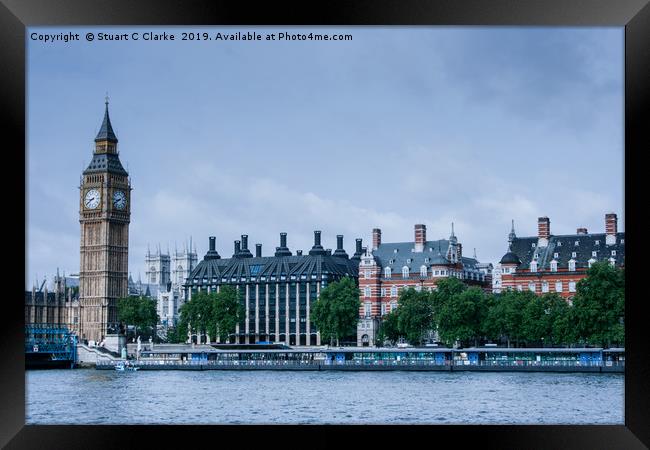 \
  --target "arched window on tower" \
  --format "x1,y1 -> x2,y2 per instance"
402,266 -> 409,279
